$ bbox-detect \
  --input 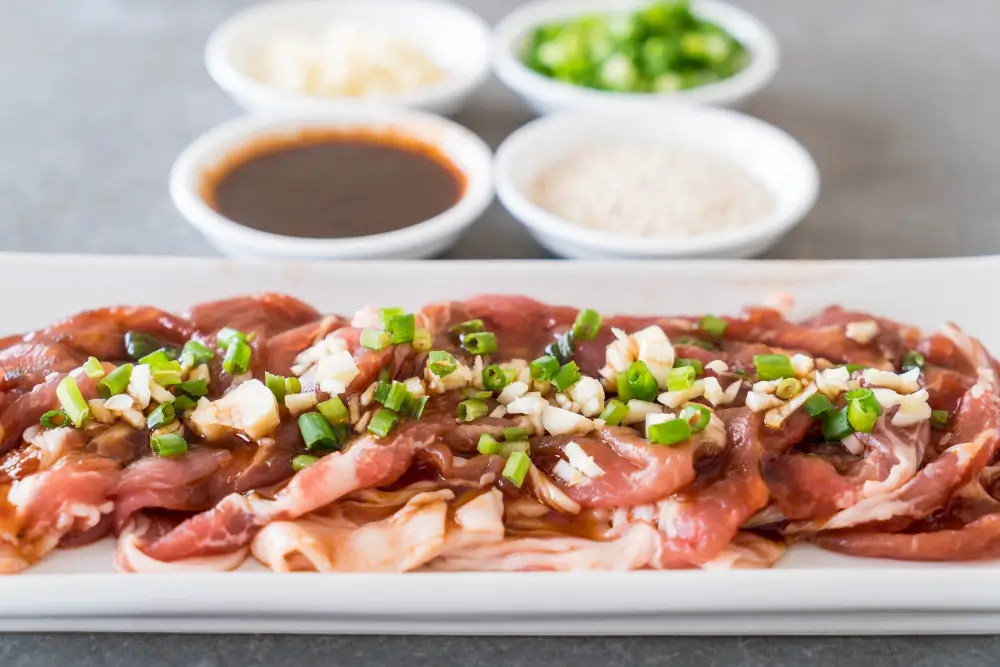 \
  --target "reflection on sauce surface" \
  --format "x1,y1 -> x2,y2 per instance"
201,129 -> 465,239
